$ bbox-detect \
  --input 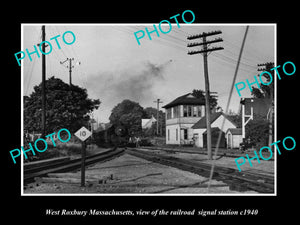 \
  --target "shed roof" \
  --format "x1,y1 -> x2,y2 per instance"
202,127 -> 222,134
192,112 -> 238,129
226,128 -> 242,135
